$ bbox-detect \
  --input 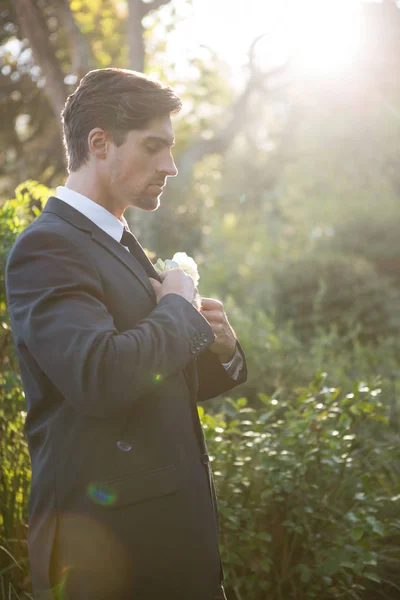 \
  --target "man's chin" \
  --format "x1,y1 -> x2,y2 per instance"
135,195 -> 160,211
